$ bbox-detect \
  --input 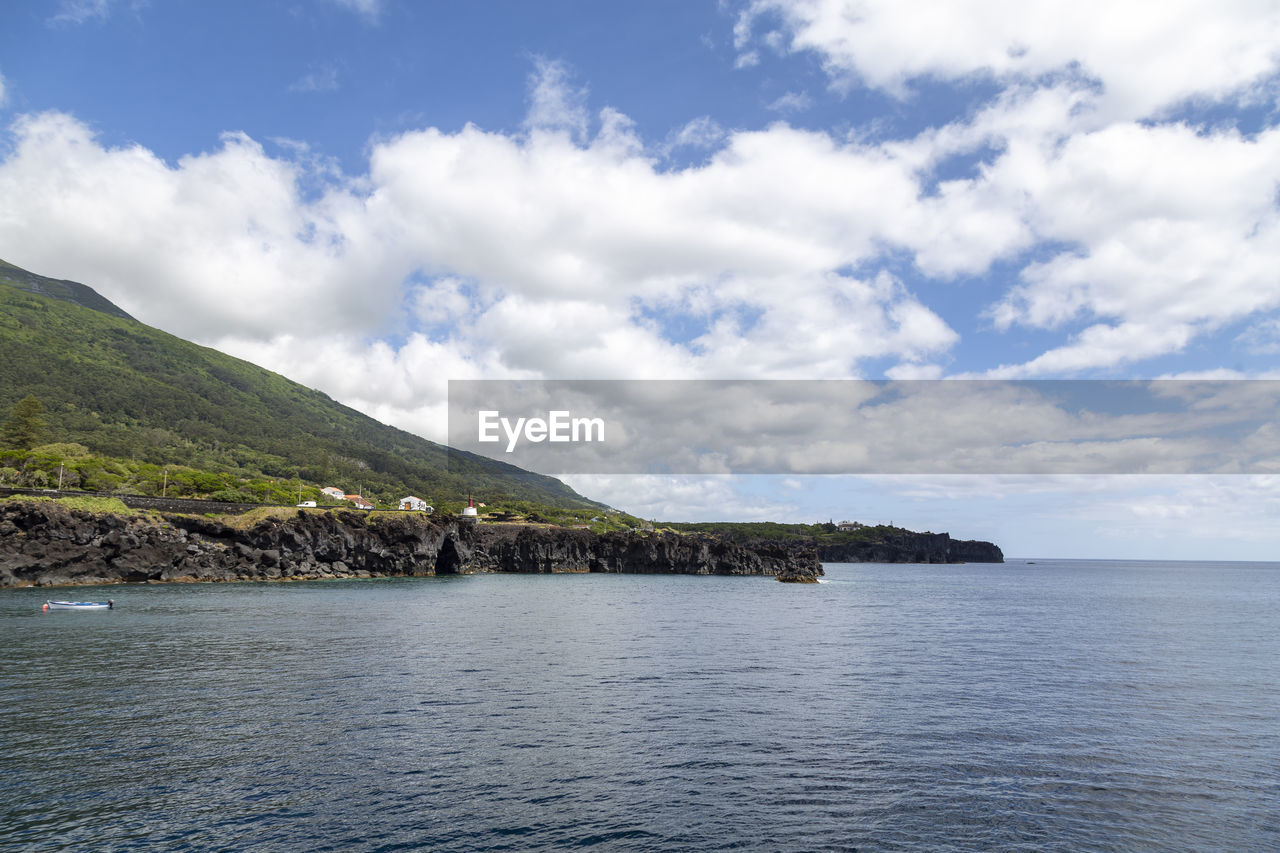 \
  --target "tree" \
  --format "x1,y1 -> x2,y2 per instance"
2,396 -> 46,450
